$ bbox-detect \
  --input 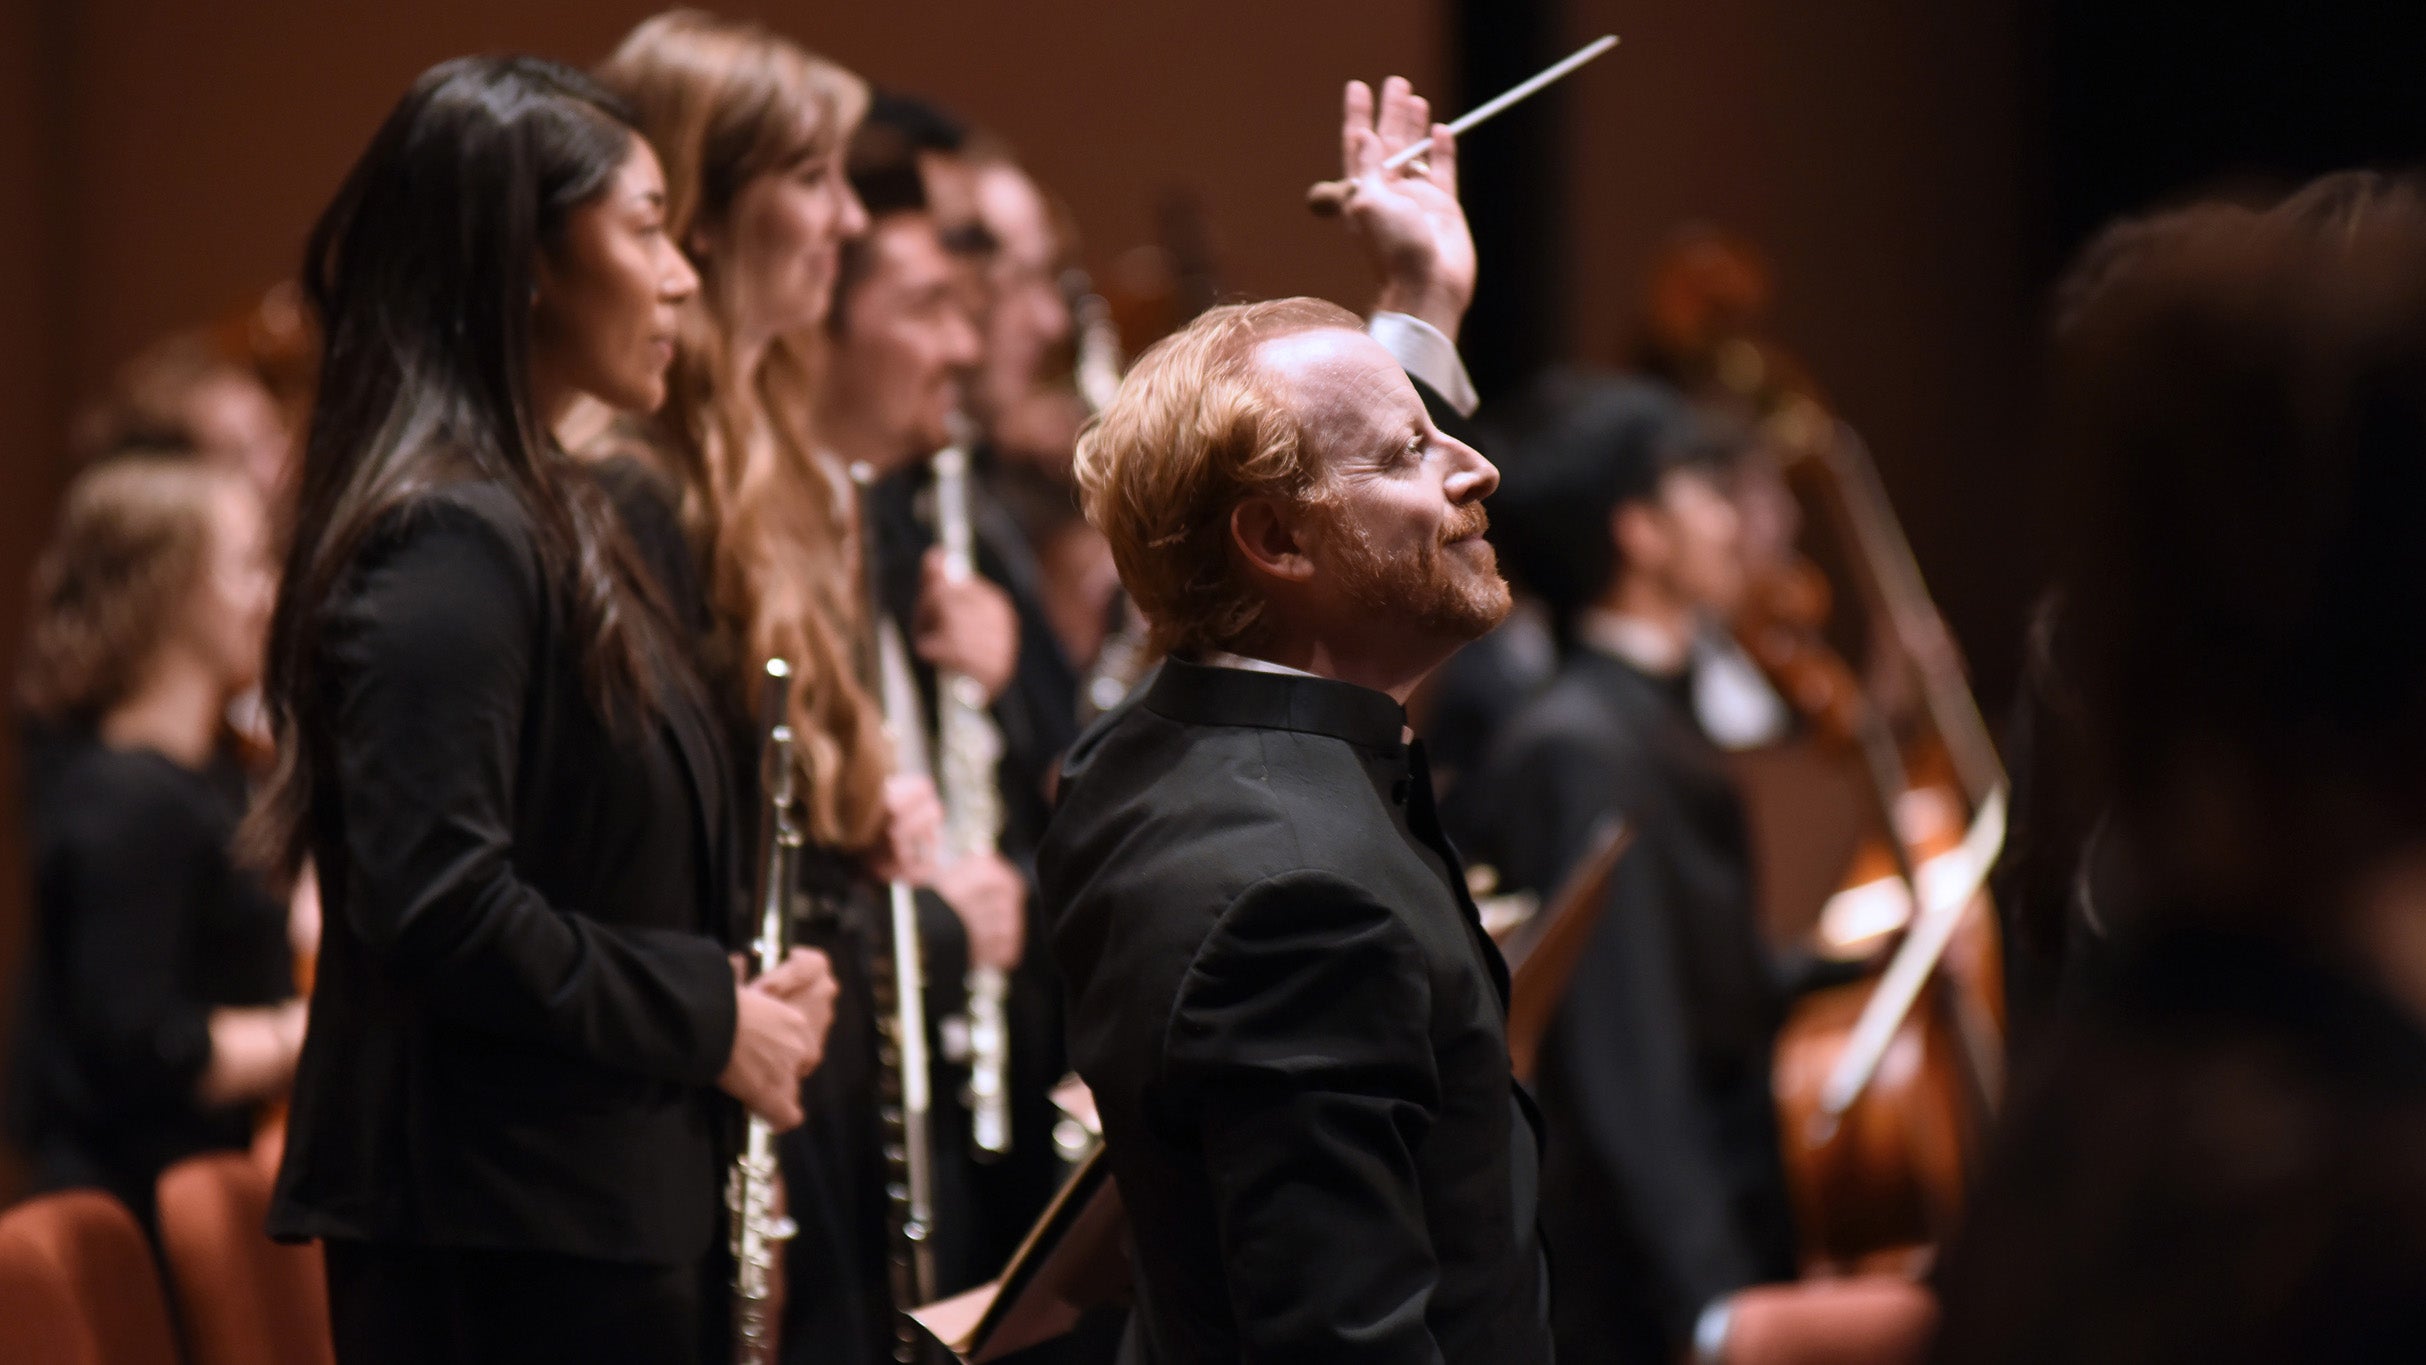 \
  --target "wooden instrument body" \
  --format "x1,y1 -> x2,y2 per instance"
1771,795 -> 2004,1275
1634,228 -> 2014,1278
